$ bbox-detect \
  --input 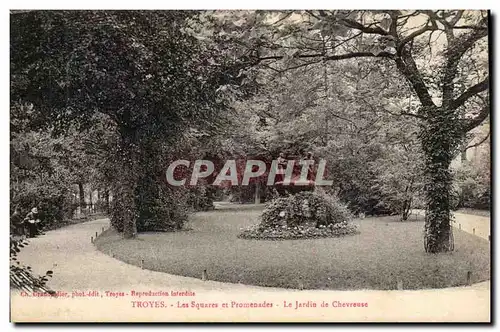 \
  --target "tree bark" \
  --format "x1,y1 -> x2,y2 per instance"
104,189 -> 110,214
254,182 -> 261,204
421,109 -> 458,253
401,199 -> 411,221
117,134 -> 139,239
78,182 -> 86,213
88,186 -> 93,213
121,180 -> 137,239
